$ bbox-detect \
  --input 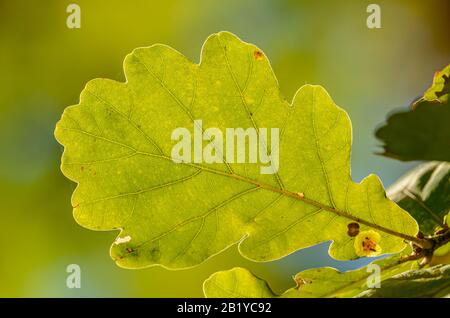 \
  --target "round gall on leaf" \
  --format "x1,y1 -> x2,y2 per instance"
354,230 -> 382,257
347,222 -> 360,237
